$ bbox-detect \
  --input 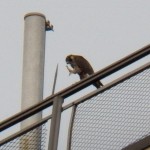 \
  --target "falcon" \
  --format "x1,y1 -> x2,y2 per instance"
66,54 -> 103,89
